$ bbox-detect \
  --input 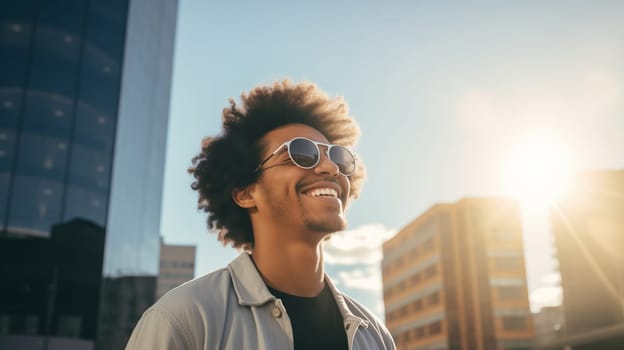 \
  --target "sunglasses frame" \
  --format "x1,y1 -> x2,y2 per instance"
256,137 -> 358,176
